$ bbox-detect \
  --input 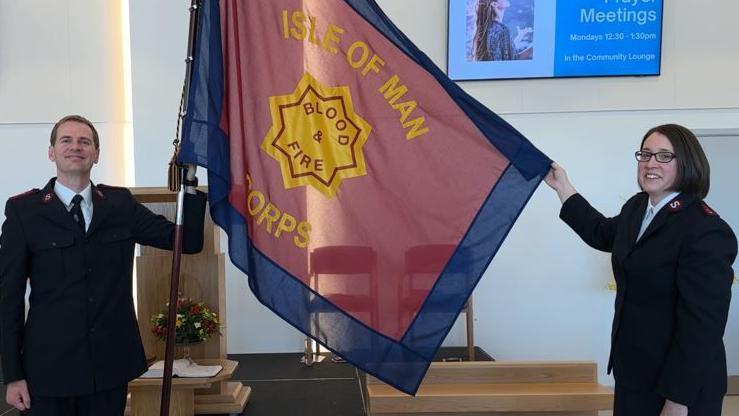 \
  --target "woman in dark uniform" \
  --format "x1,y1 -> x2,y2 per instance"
545,124 -> 737,416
